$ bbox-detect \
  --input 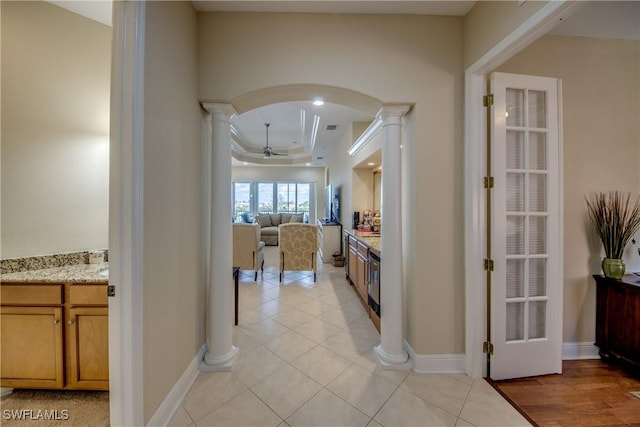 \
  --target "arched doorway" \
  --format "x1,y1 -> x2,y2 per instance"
200,84 -> 411,371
